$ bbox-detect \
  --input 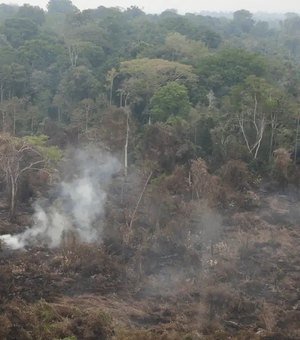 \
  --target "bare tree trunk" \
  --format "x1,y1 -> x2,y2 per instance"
31,112 -> 34,133
1,109 -> 5,132
68,45 -> 78,67
57,107 -> 61,123
0,83 -> 4,103
119,91 -> 123,107
85,111 -> 88,133
107,68 -> 116,107
254,139 -> 262,159
13,105 -> 16,136
129,171 -> 153,230
124,109 -> 129,177
238,114 -> 252,154
269,114 -> 277,161
9,174 -> 17,221
294,115 -> 300,163
85,104 -> 90,133
110,77 -> 114,107
124,93 -> 130,177
238,112 -> 266,159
